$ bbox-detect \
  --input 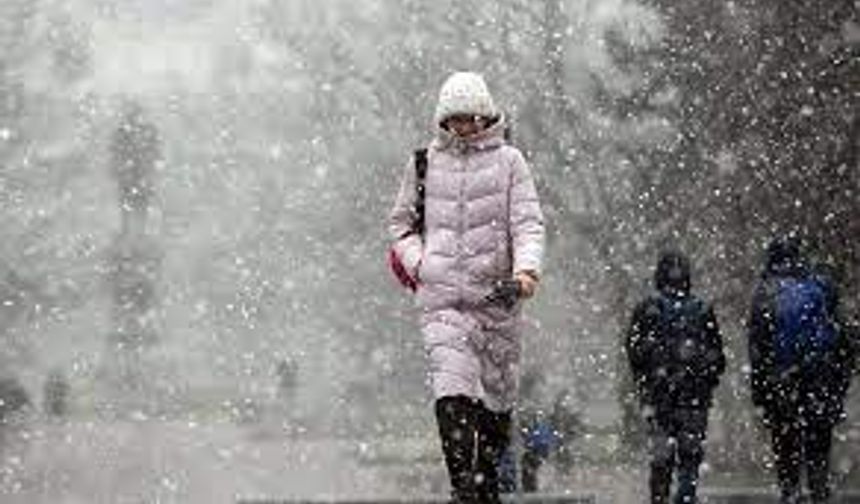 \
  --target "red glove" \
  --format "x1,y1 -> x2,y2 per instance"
388,247 -> 418,291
